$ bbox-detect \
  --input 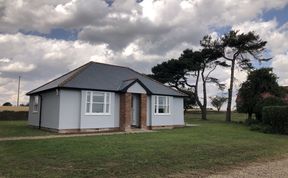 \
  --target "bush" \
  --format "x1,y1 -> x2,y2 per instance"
254,97 -> 286,121
245,118 -> 259,126
2,102 -> 12,106
0,111 -> 28,121
250,124 -> 273,133
262,106 -> 288,134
